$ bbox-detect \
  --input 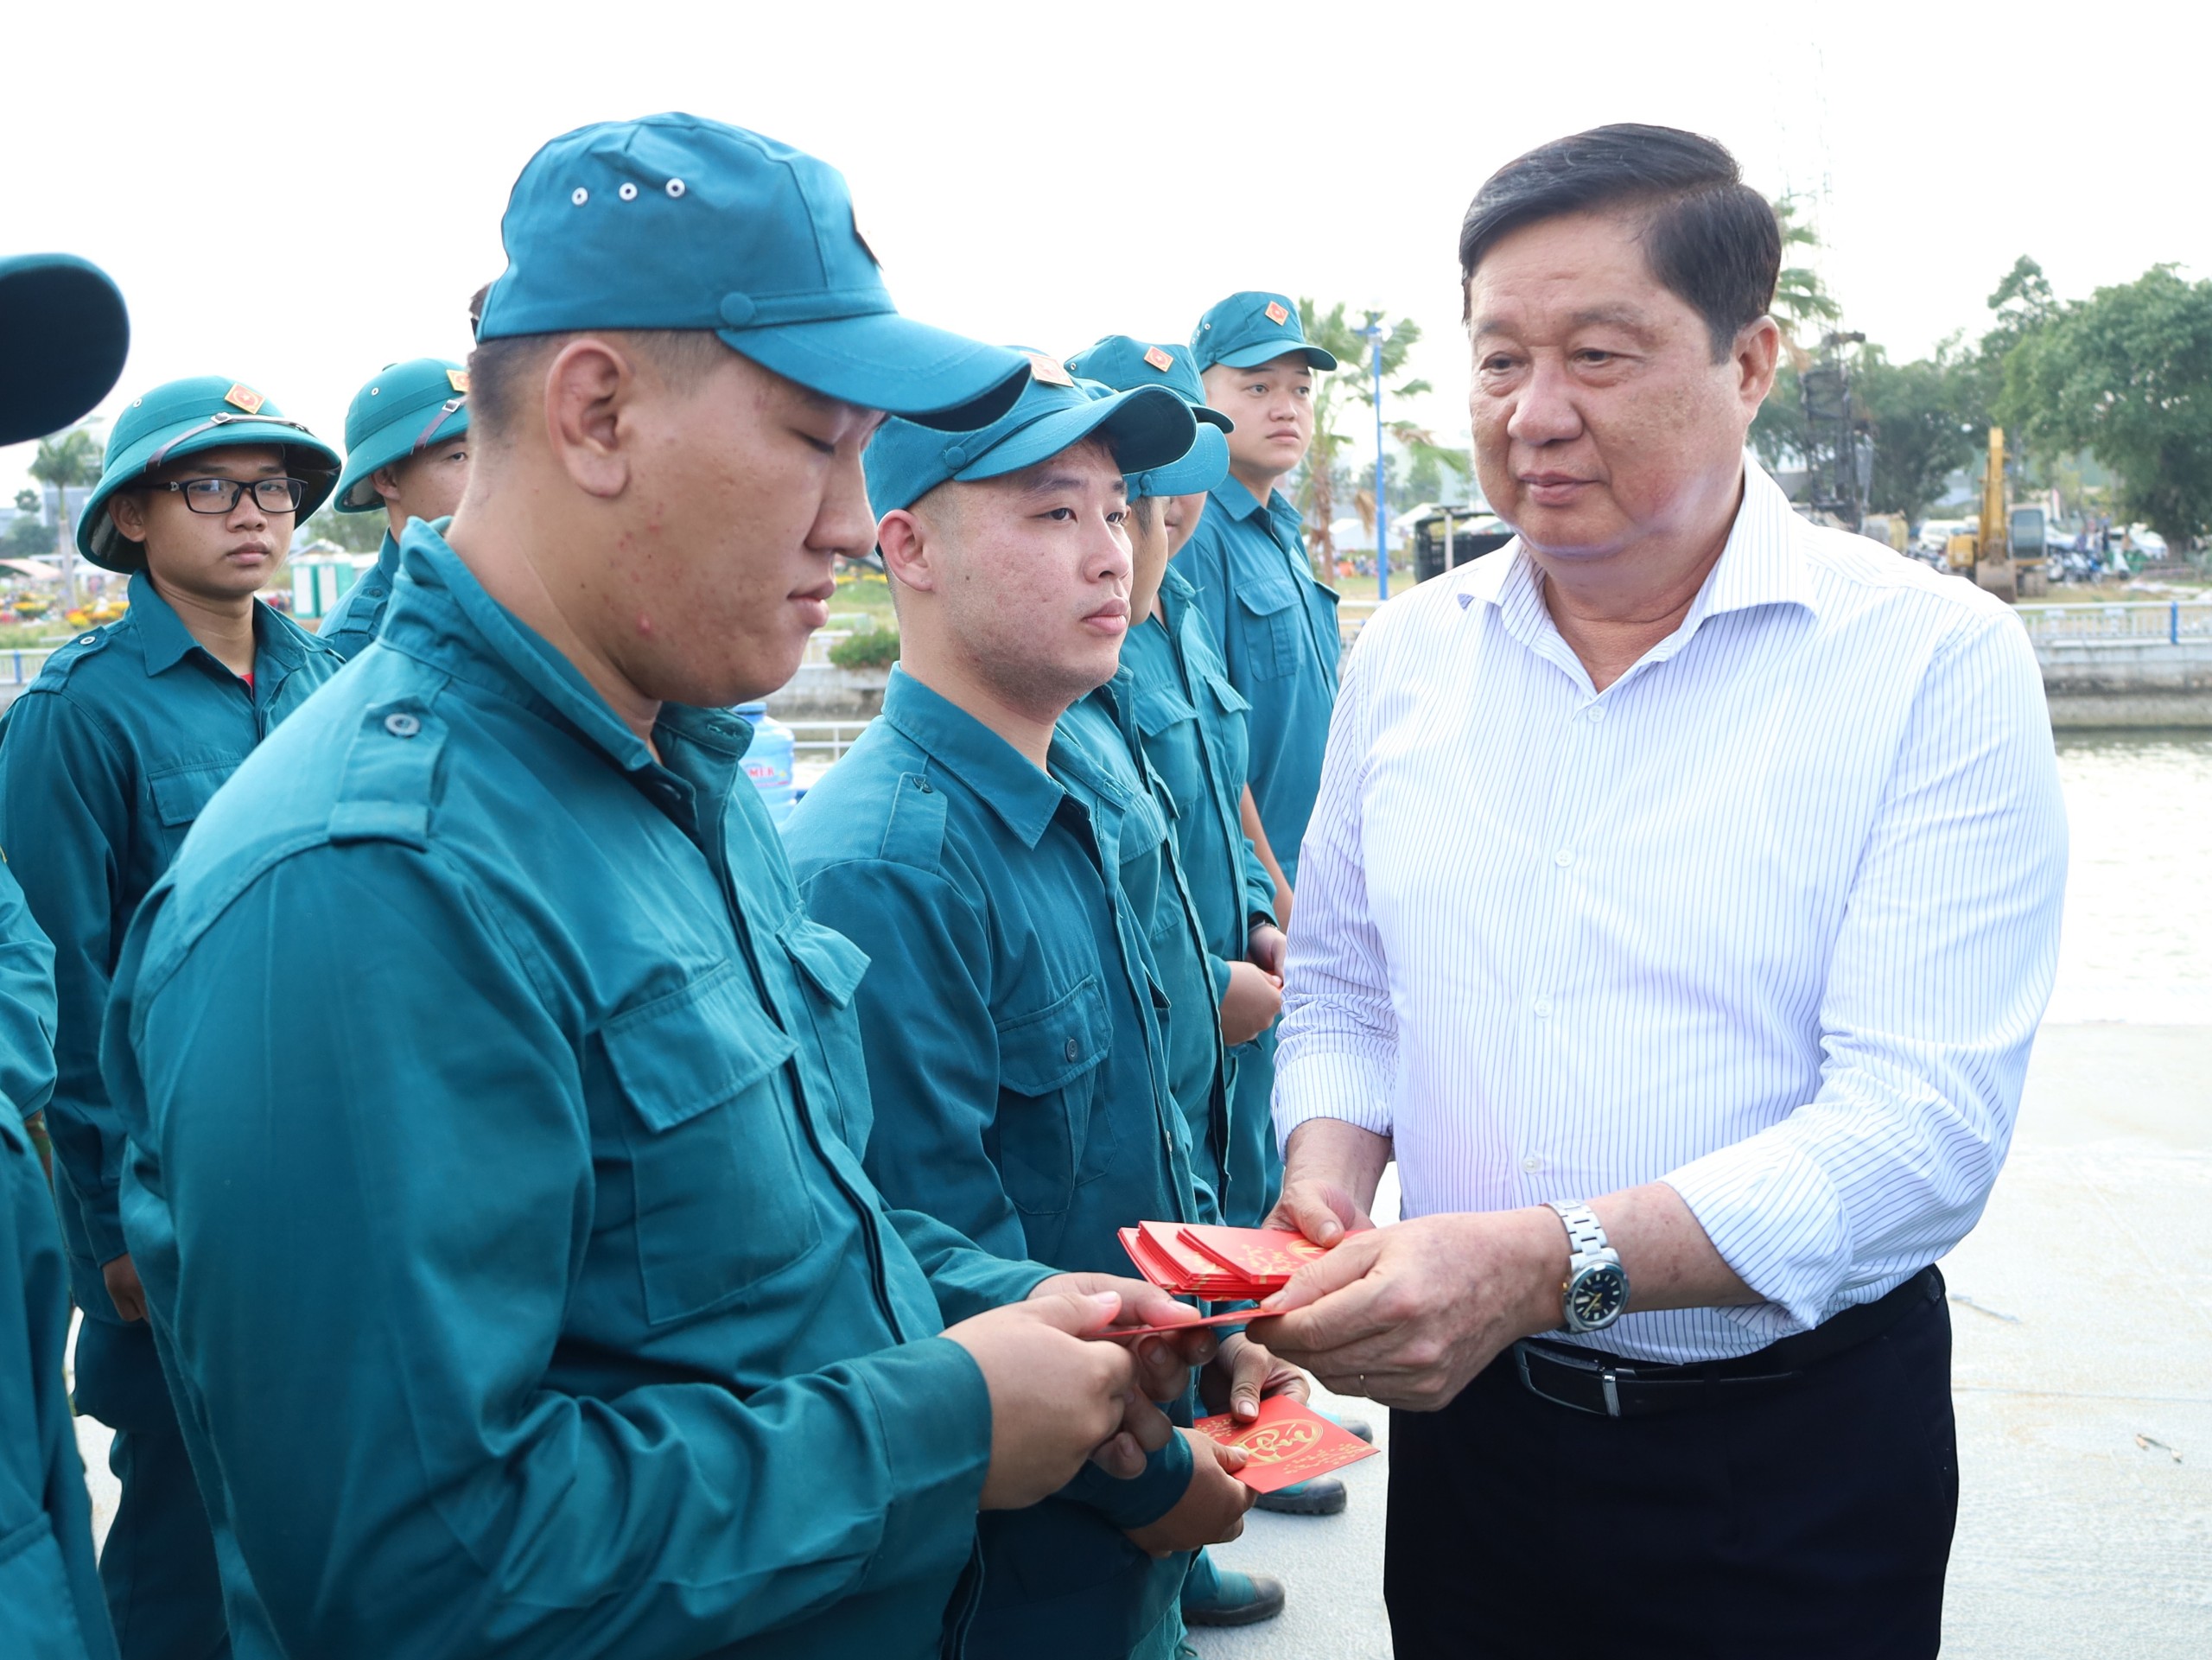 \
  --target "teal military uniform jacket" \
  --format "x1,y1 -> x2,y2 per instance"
0,573 -> 340,1318
1175,476 -> 1338,889
0,861 -> 116,1660
313,528 -> 401,659
785,668 -> 1202,1660
1058,671 -> 1227,1224
1117,565 -> 1282,1223
102,528 -> 1044,1659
